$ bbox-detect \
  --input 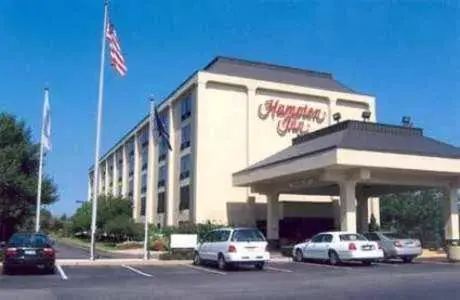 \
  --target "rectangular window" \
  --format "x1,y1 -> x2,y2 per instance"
157,192 -> 165,213
179,185 -> 190,210
180,96 -> 192,121
128,179 -> 133,196
180,124 -> 191,150
158,165 -> 167,187
141,145 -> 148,170
180,154 -> 191,180
141,173 -> 147,194
140,196 -> 146,216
